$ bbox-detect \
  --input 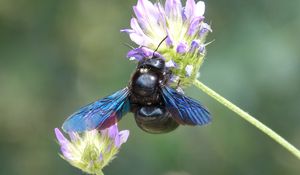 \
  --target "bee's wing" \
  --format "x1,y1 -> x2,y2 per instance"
62,87 -> 130,133
161,86 -> 211,125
